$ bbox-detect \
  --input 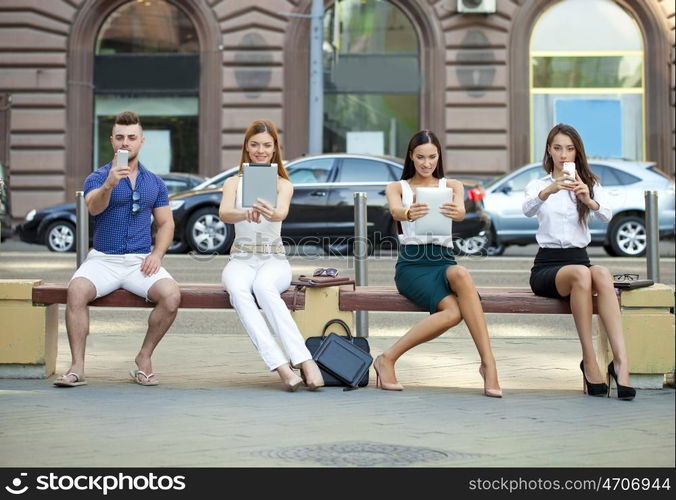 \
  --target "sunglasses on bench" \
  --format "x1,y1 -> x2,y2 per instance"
313,267 -> 338,277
